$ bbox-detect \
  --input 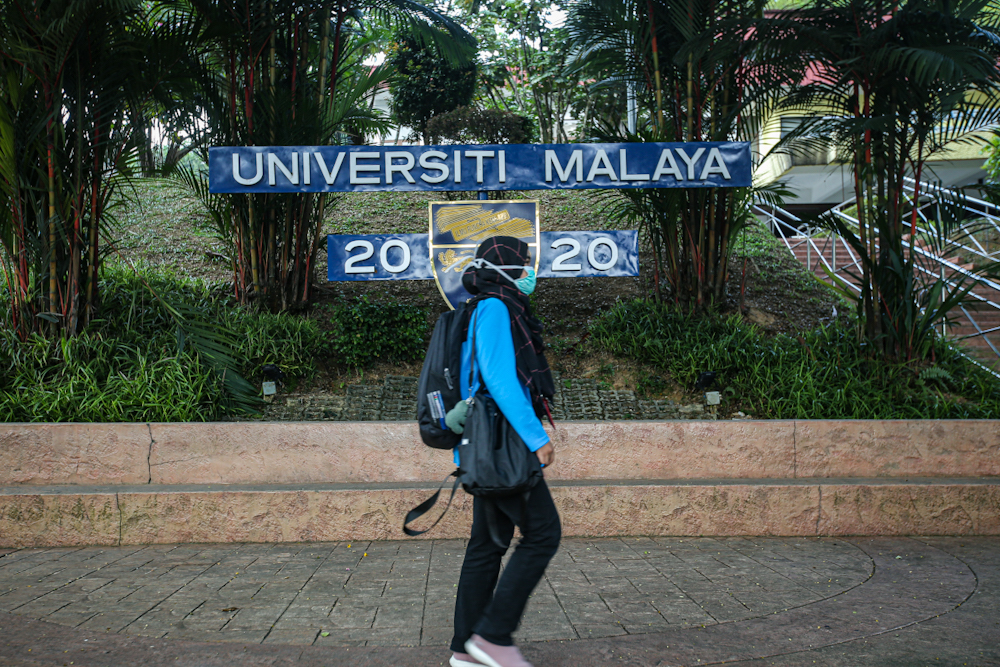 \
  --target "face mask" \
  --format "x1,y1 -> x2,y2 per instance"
470,258 -> 537,295
515,267 -> 536,295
